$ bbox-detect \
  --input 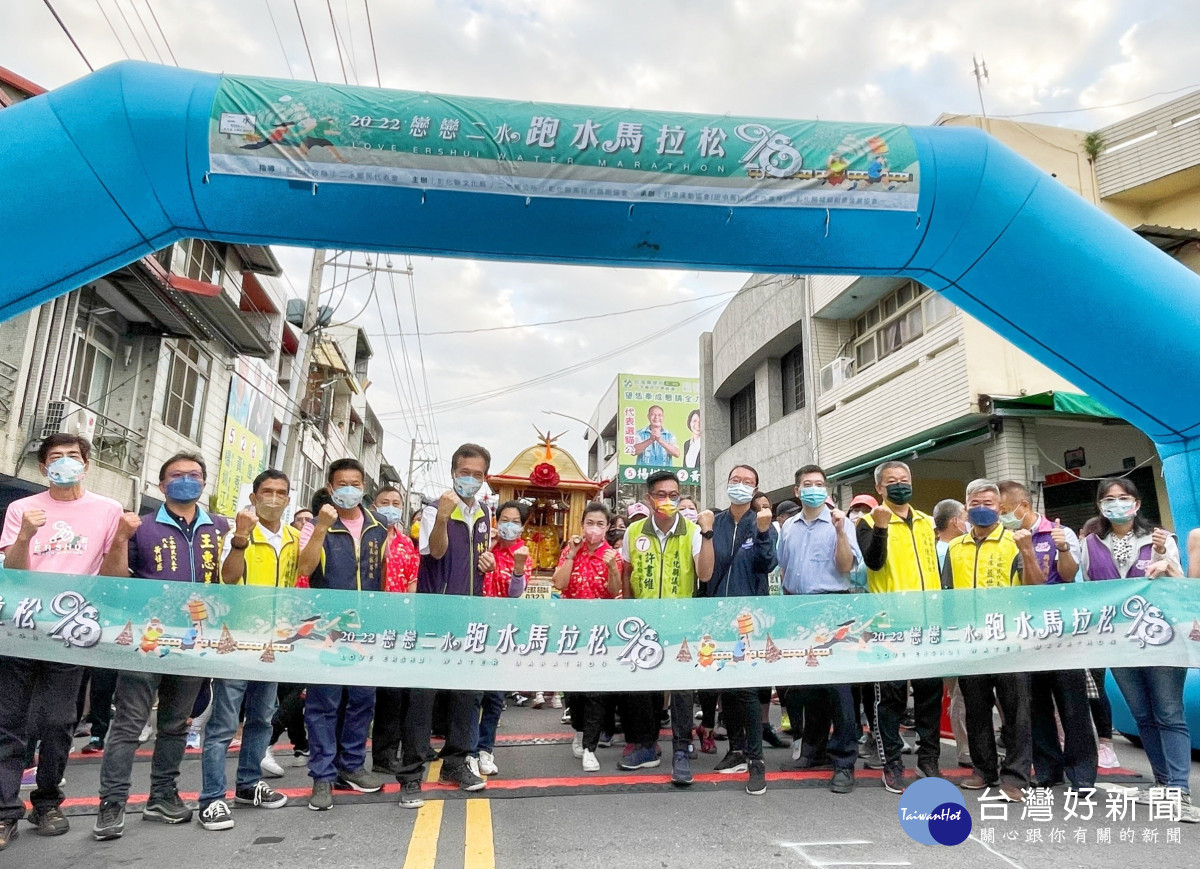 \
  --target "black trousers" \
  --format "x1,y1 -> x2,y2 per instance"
785,684 -> 858,770
81,668 -> 118,744
960,672 -> 1032,788
1089,667 -> 1113,740
871,678 -> 943,767
566,692 -> 605,752
1031,670 -> 1097,788
721,688 -> 764,760
697,689 -> 720,729
372,687 -> 409,770
623,691 -> 694,752
271,682 -> 308,751
396,688 -> 479,783
0,658 -> 84,821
